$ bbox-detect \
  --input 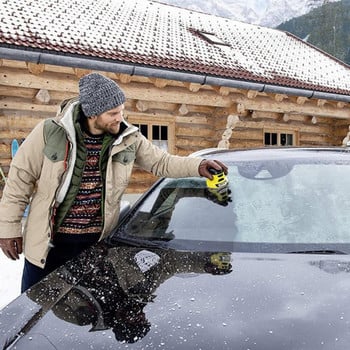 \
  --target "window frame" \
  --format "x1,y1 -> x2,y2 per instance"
263,128 -> 299,146
196,31 -> 230,46
126,114 -> 175,153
